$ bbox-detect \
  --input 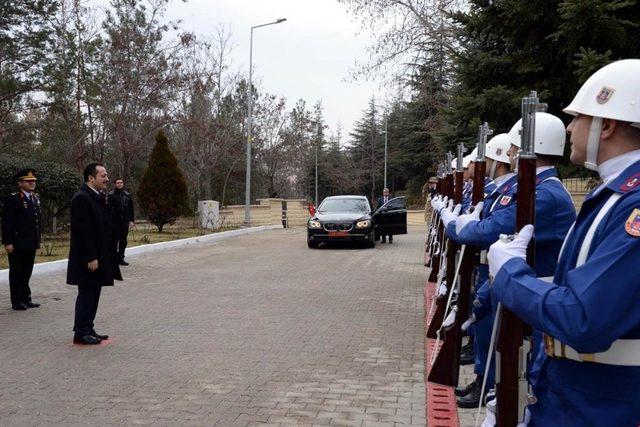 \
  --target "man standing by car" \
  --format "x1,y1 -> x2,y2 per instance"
1,169 -> 42,310
376,188 -> 394,243
67,163 -> 122,345
109,178 -> 134,266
